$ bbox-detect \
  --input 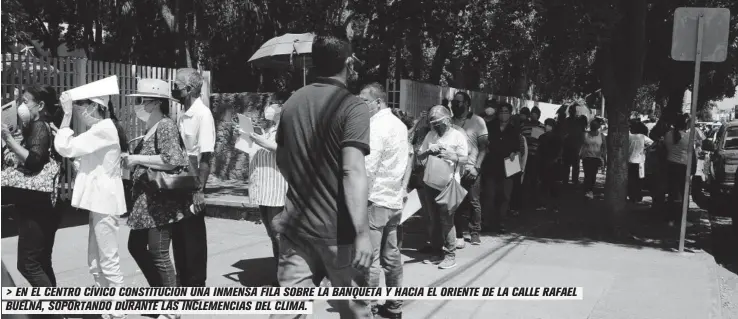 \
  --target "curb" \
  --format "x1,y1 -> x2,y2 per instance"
701,213 -> 725,319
